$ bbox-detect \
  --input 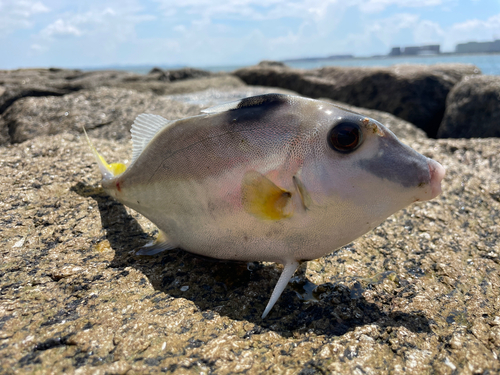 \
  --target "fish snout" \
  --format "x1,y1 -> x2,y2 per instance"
427,158 -> 445,199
